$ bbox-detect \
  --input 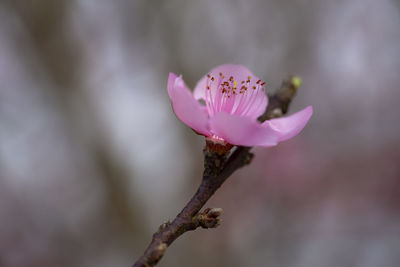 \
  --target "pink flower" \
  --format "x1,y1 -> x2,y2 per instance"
167,64 -> 312,147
